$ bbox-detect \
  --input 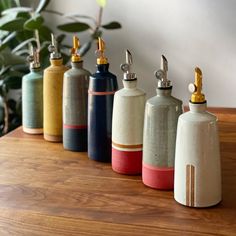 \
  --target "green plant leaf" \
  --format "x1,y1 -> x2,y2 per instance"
79,41 -> 92,57
56,34 -> 66,44
0,48 -> 25,66
102,21 -> 122,30
24,14 -> 44,30
3,70 -> 23,89
58,22 -> 90,32
1,7 -> 32,15
35,0 -> 51,13
38,25 -> 52,41
0,17 -> 26,31
96,0 -> 107,8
